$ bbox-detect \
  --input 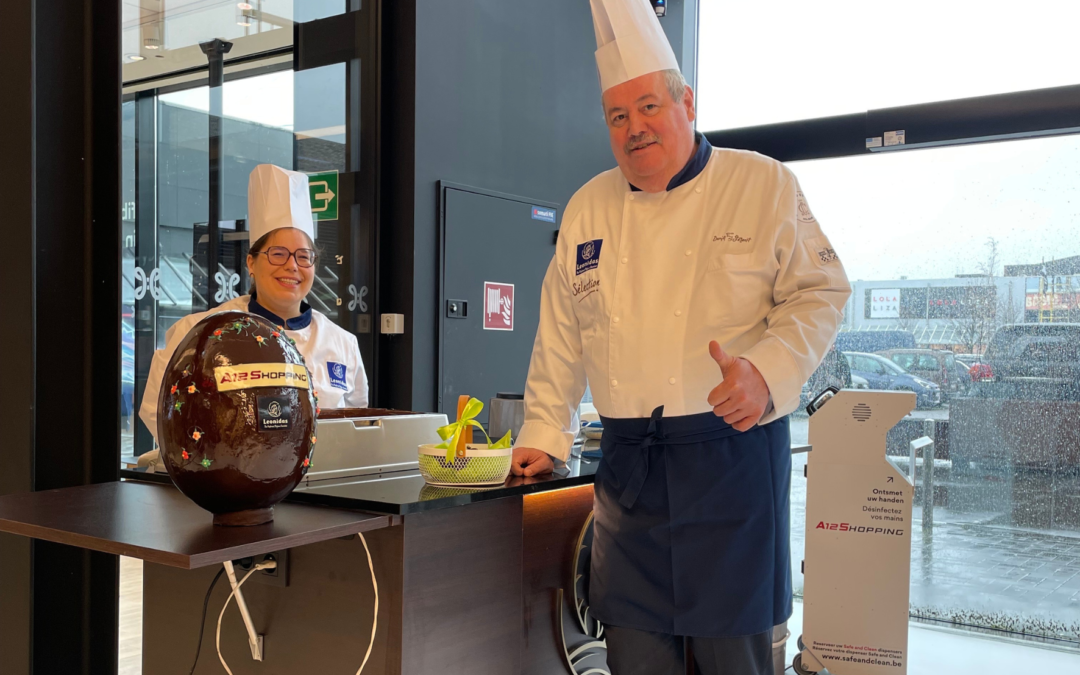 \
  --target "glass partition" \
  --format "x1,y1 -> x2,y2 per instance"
120,2 -> 374,463
787,134 -> 1080,644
